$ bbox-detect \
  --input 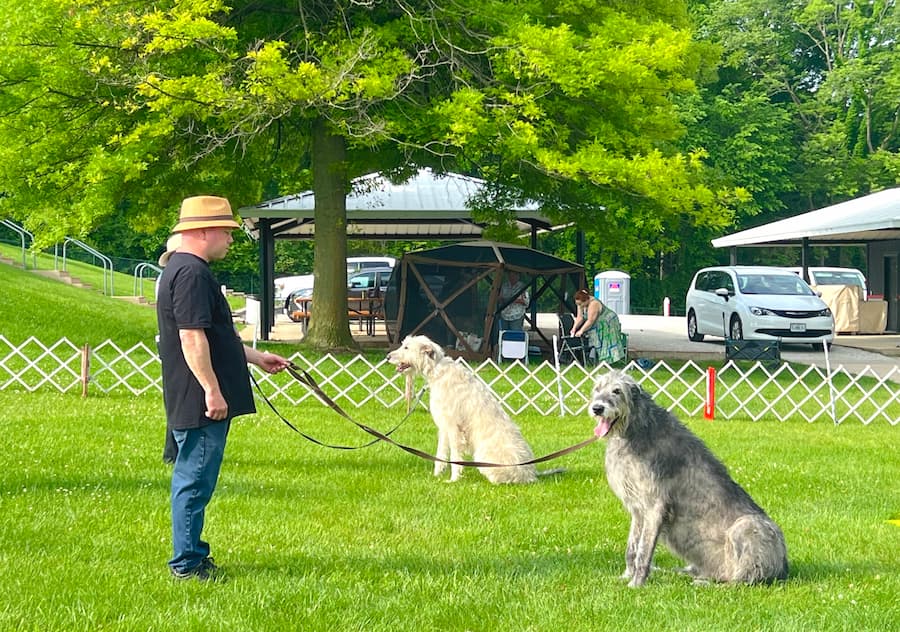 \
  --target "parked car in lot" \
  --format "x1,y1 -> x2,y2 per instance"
274,273 -> 314,307
275,256 -> 396,313
284,286 -> 314,323
284,266 -> 395,322
787,266 -> 869,298
685,266 -> 834,347
347,267 -> 394,298
346,255 -> 396,275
